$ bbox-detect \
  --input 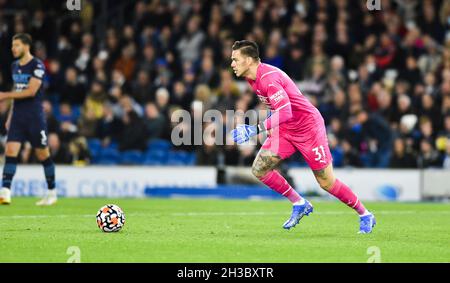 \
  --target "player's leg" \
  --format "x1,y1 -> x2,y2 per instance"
312,164 -> 376,233
253,133 -> 313,229
29,123 -> 57,206
34,146 -> 57,206
299,124 -> 375,233
313,163 -> 368,215
0,142 -> 21,204
252,139 -> 299,204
